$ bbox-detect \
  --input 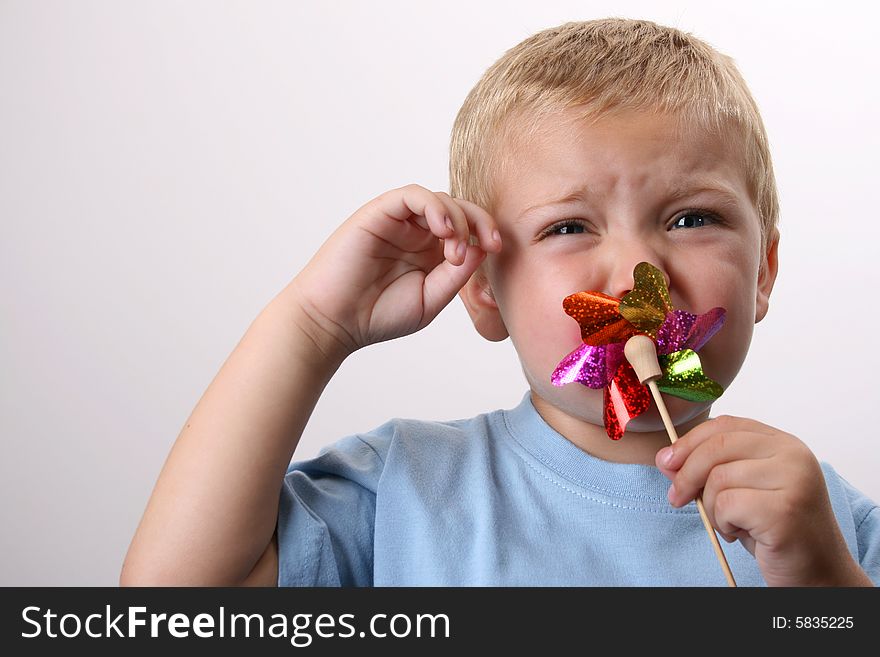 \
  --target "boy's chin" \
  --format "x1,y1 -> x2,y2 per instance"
535,383 -> 713,436
623,397 -> 712,435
